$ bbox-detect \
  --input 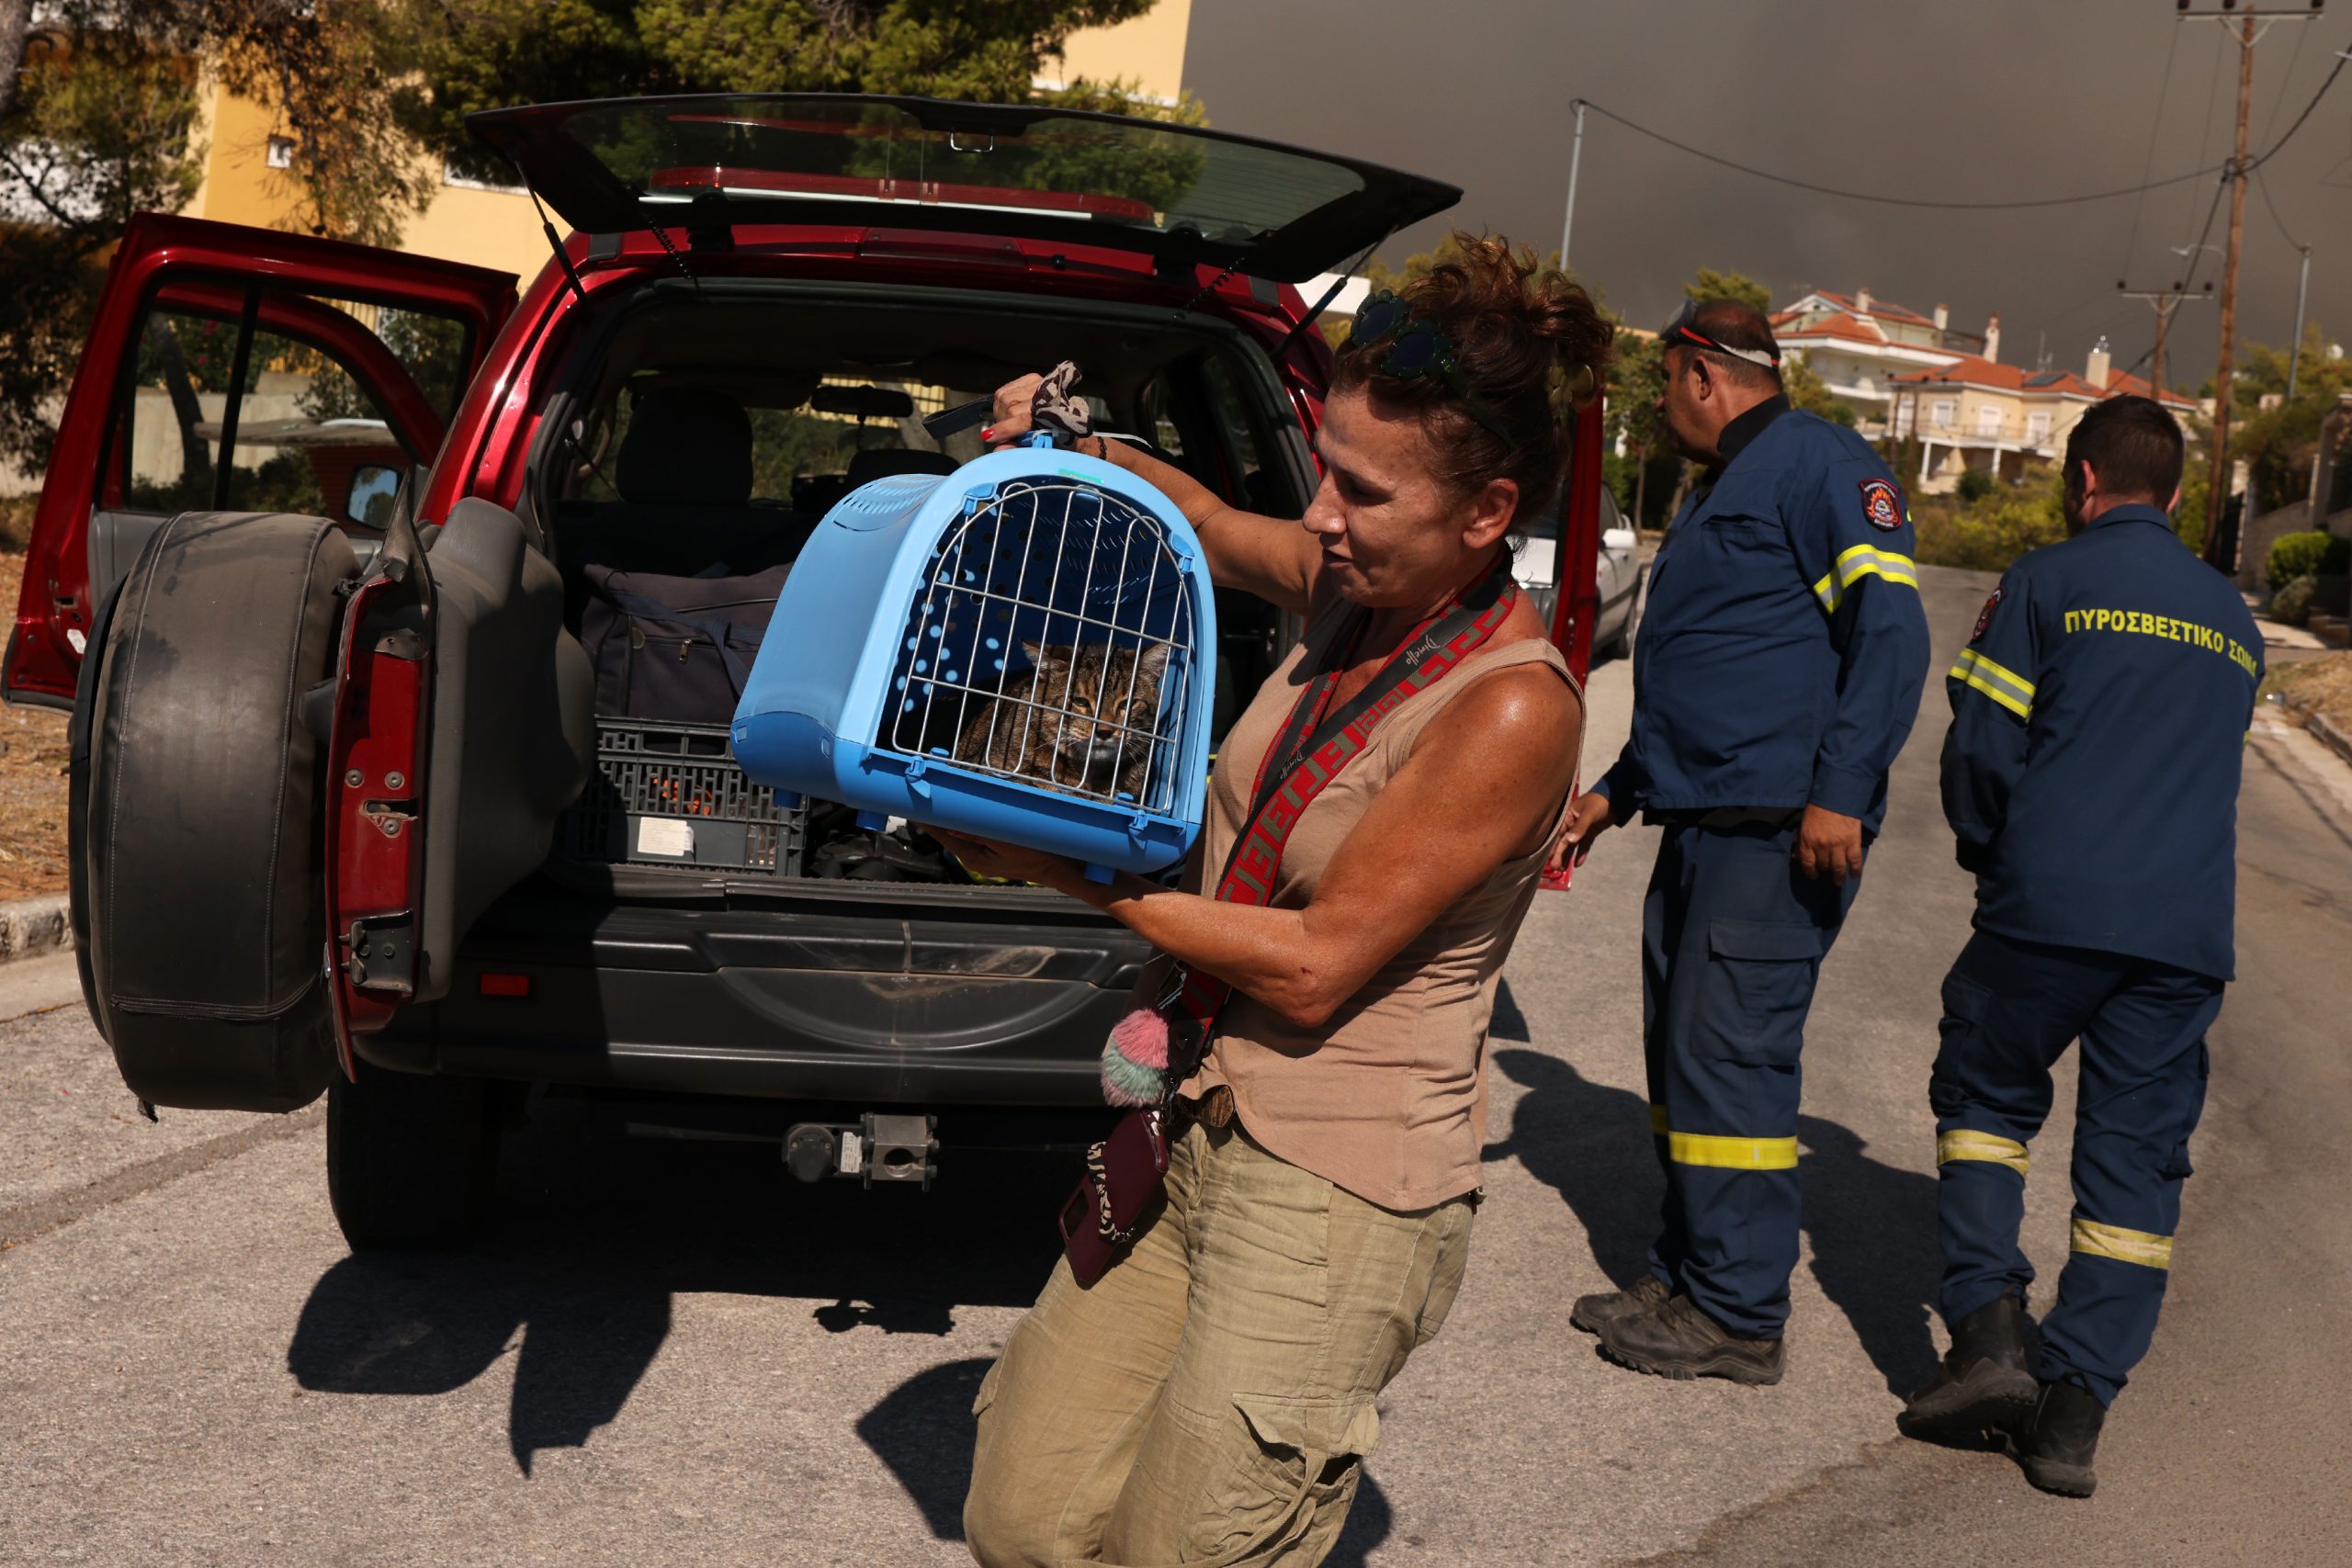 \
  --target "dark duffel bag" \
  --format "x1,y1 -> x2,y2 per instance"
580,562 -> 788,725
